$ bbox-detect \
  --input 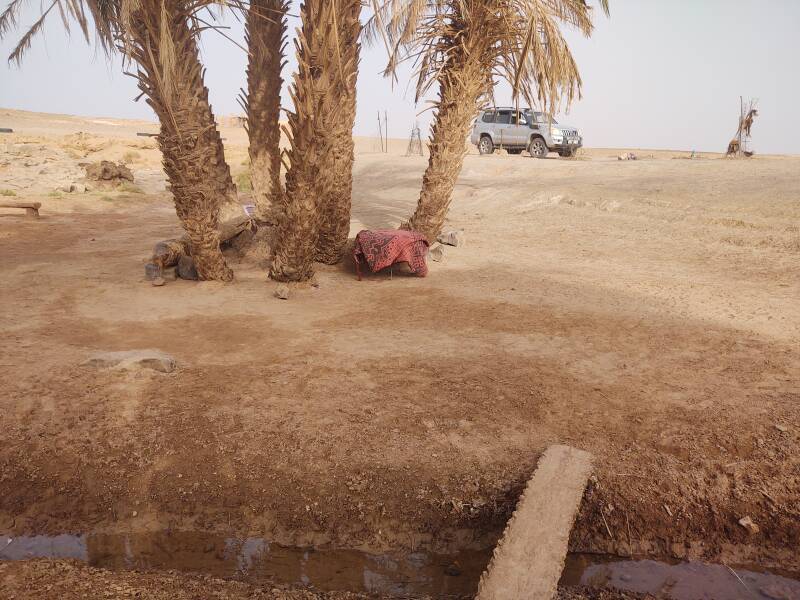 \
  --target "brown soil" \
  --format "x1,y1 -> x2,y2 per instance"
0,559 -> 372,599
0,559 -> 647,599
1,109 -> 799,590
